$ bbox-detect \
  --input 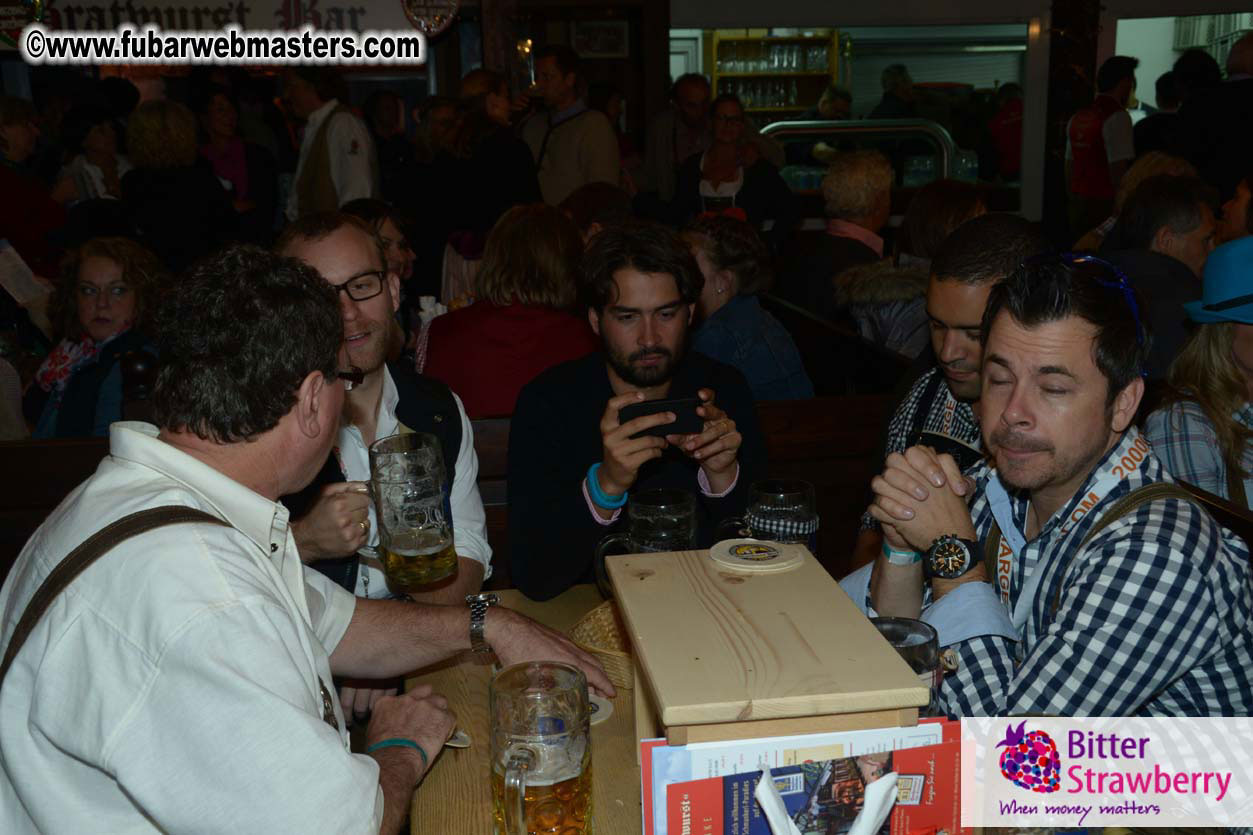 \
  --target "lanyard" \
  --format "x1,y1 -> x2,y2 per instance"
988,430 -> 1150,631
